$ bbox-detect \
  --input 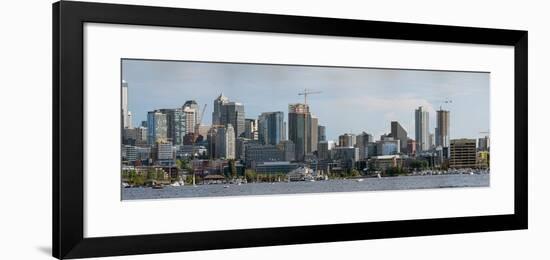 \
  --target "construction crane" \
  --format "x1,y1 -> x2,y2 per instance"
194,104 -> 207,134
298,88 -> 322,105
